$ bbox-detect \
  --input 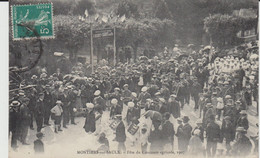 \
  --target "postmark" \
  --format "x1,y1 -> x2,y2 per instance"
11,3 -> 54,40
